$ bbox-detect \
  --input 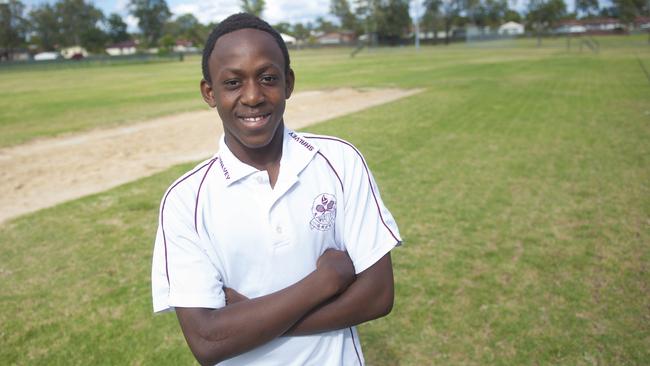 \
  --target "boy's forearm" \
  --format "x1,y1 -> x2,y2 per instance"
176,249 -> 354,365
285,253 -> 394,336
177,270 -> 336,365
